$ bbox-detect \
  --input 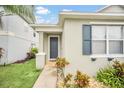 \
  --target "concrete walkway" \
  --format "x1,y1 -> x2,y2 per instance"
33,62 -> 57,88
